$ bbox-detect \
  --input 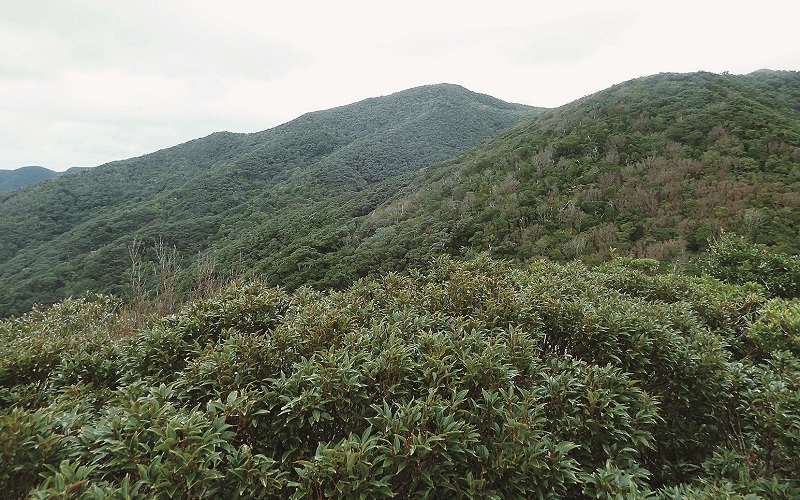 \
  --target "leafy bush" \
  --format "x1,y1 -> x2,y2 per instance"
746,298 -> 800,357
1,255 -> 799,497
0,296 -> 119,385
700,234 -> 800,299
